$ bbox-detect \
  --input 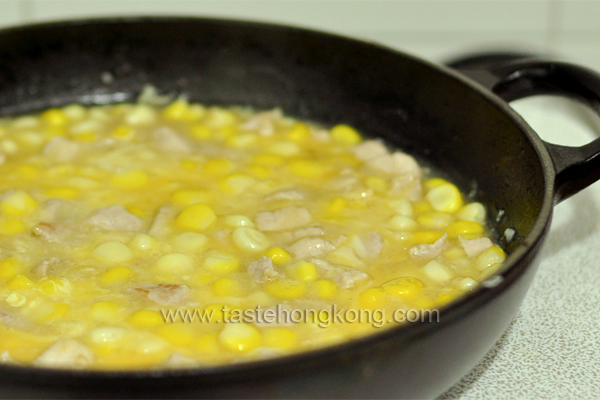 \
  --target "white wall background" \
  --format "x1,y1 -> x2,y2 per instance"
0,0 -> 598,70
